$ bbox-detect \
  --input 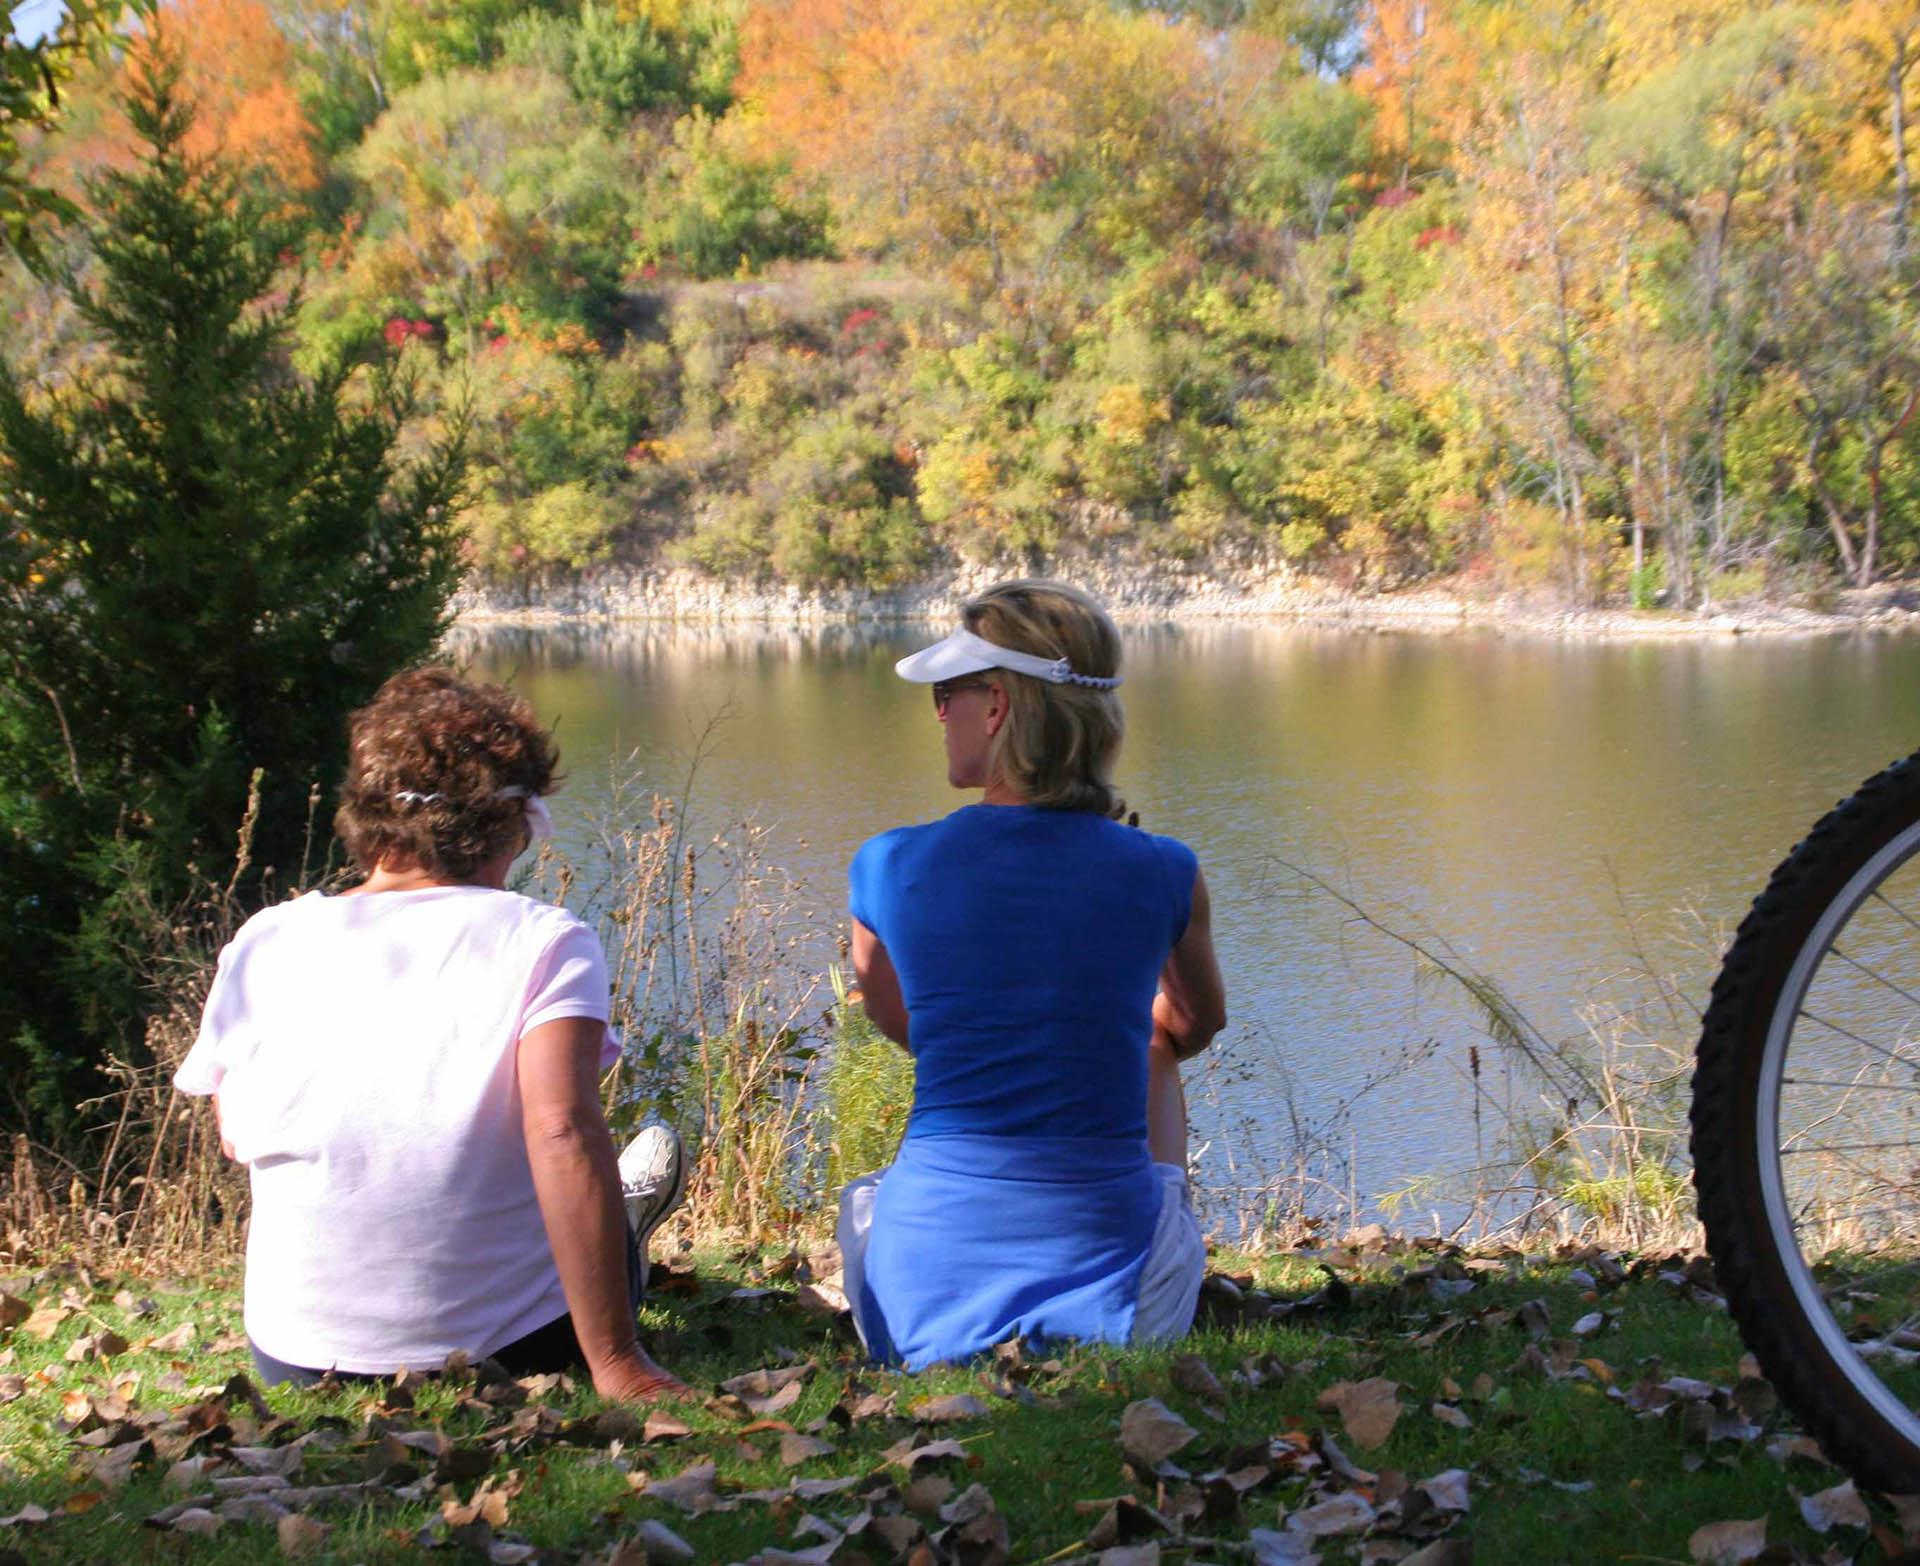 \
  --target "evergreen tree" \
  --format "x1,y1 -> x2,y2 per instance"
0,49 -> 466,1133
